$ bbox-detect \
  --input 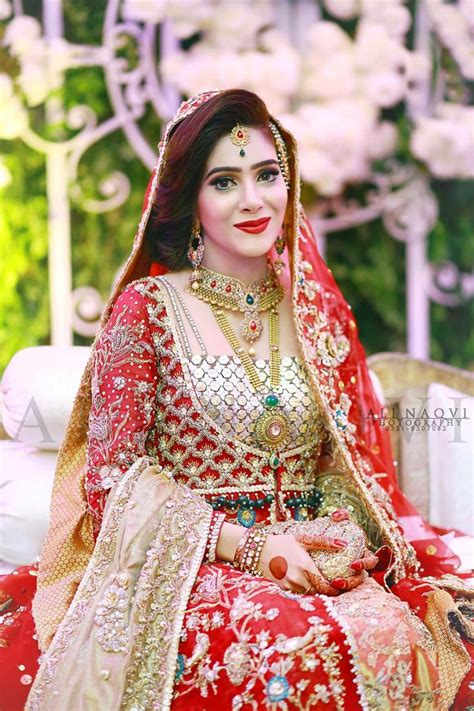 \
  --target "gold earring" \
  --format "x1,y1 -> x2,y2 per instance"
274,233 -> 286,276
187,220 -> 204,268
